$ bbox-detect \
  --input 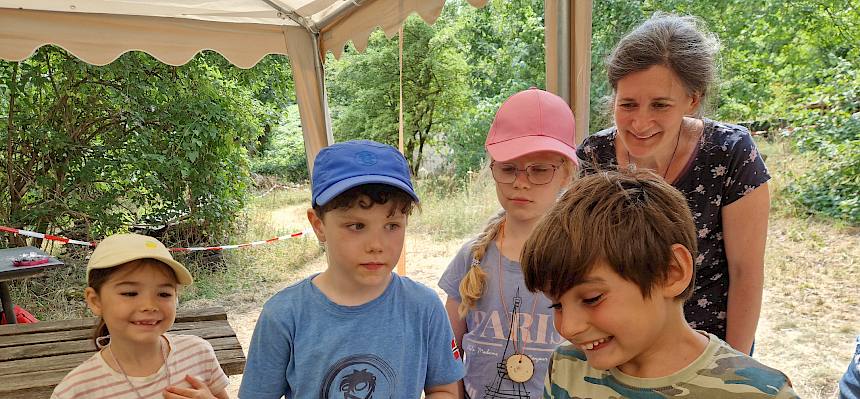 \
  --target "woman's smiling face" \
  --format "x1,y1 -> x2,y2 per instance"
613,64 -> 699,159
